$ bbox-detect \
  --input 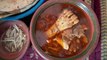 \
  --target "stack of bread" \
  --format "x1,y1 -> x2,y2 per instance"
0,0 -> 34,18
